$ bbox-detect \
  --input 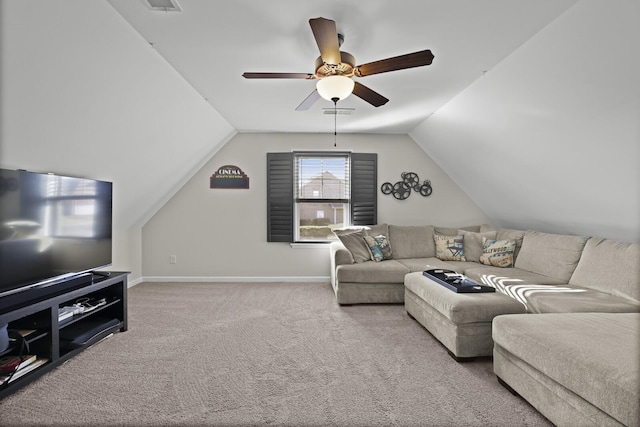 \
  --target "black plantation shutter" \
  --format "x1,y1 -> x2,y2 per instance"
351,153 -> 377,226
267,153 -> 294,242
